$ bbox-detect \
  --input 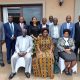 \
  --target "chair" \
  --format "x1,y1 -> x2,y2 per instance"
15,57 -> 25,73
59,57 -> 77,74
